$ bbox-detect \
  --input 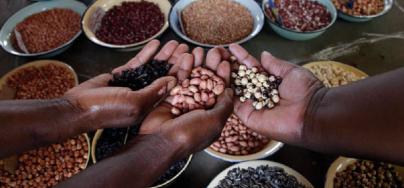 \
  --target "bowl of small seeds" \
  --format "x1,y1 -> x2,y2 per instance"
0,60 -> 91,187
332,0 -> 393,22
0,0 -> 86,57
207,160 -> 314,188
170,0 -> 264,47
205,113 -> 284,162
82,0 -> 171,50
325,157 -> 404,188
262,0 -> 337,40
303,61 -> 368,87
